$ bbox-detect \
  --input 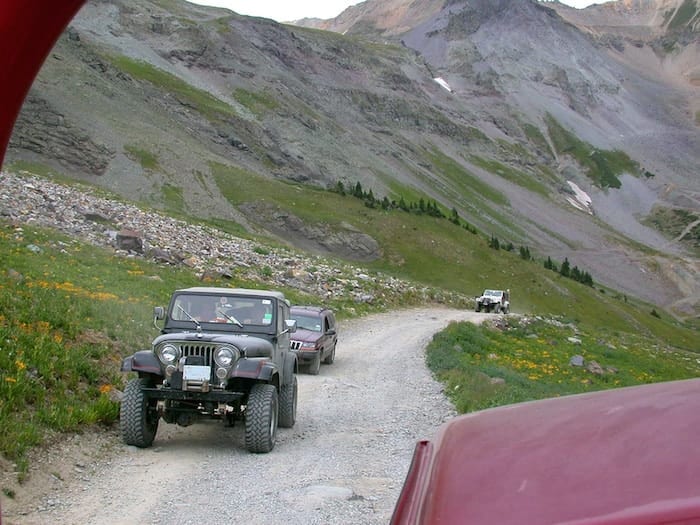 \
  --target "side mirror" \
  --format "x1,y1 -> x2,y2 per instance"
153,306 -> 165,330
285,319 -> 297,334
154,306 -> 165,320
